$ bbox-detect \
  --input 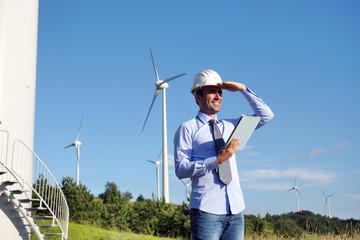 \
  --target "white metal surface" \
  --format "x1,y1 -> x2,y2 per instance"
0,0 -> 39,238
